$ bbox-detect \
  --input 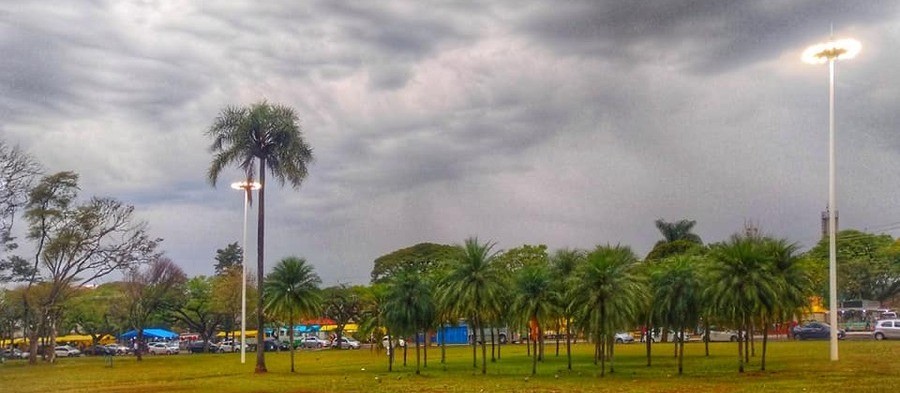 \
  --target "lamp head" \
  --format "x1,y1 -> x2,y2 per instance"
231,181 -> 262,190
802,38 -> 861,64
